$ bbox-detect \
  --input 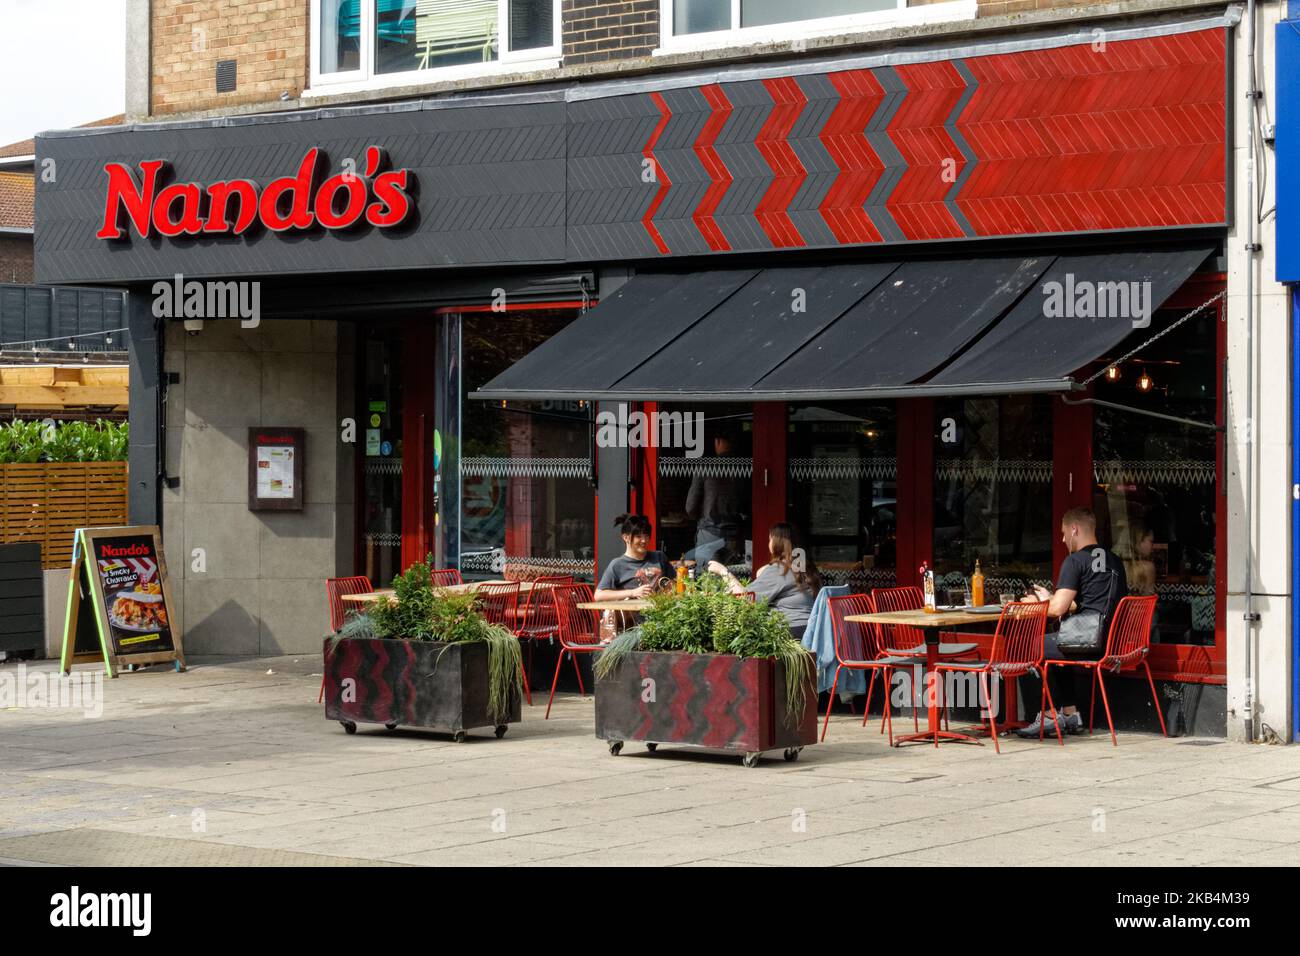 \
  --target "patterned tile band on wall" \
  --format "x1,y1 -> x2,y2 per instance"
934,458 -> 1055,483
35,27 -> 1226,284
657,456 -> 754,478
568,27 -> 1227,260
788,457 -> 898,480
1093,459 -> 1217,485
460,456 -> 591,478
